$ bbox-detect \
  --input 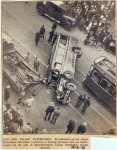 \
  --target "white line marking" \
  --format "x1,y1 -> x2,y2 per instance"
76,67 -> 86,76
2,26 -> 47,68
69,103 -> 101,134
73,78 -> 83,87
